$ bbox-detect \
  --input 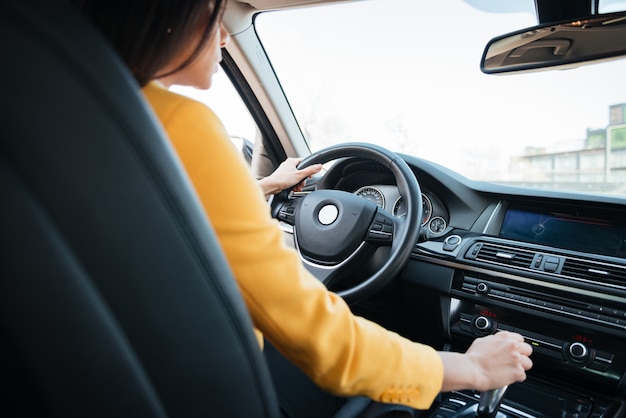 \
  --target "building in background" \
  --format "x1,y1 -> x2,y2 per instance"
510,103 -> 626,195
